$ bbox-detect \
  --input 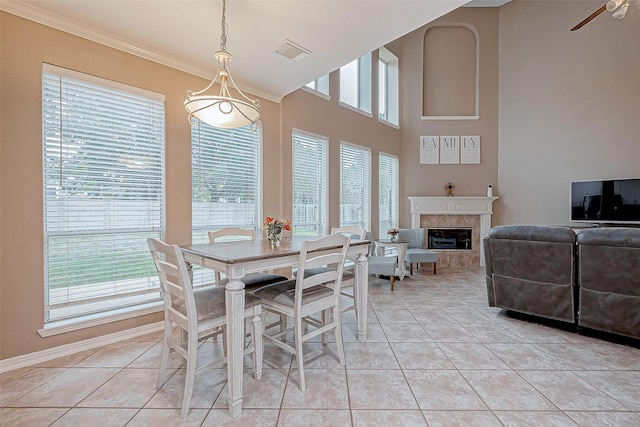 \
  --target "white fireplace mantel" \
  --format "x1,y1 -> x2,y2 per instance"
408,196 -> 498,267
